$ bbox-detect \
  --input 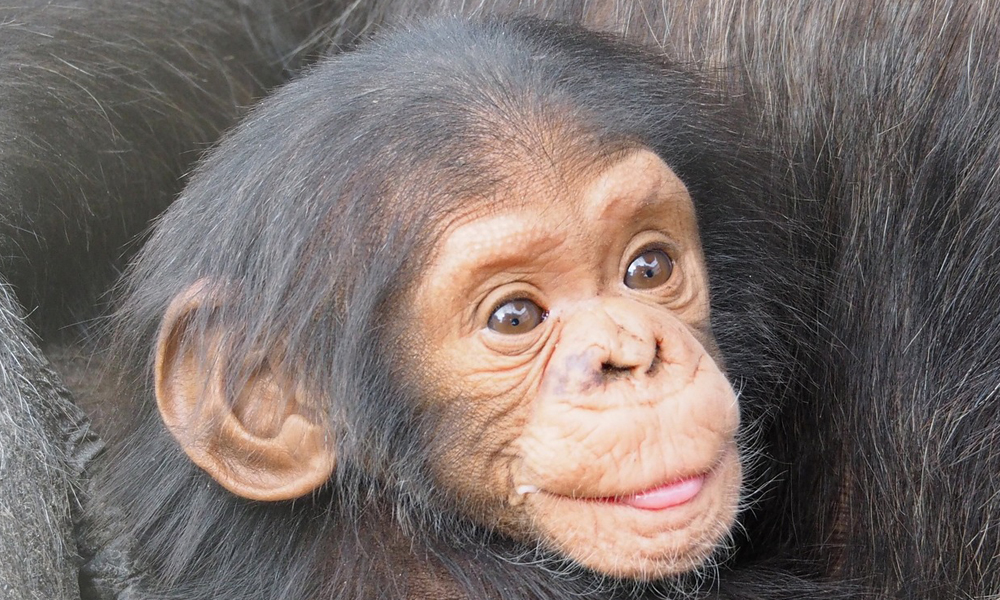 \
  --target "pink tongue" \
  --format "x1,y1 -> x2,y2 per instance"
620,476 -> 705,510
